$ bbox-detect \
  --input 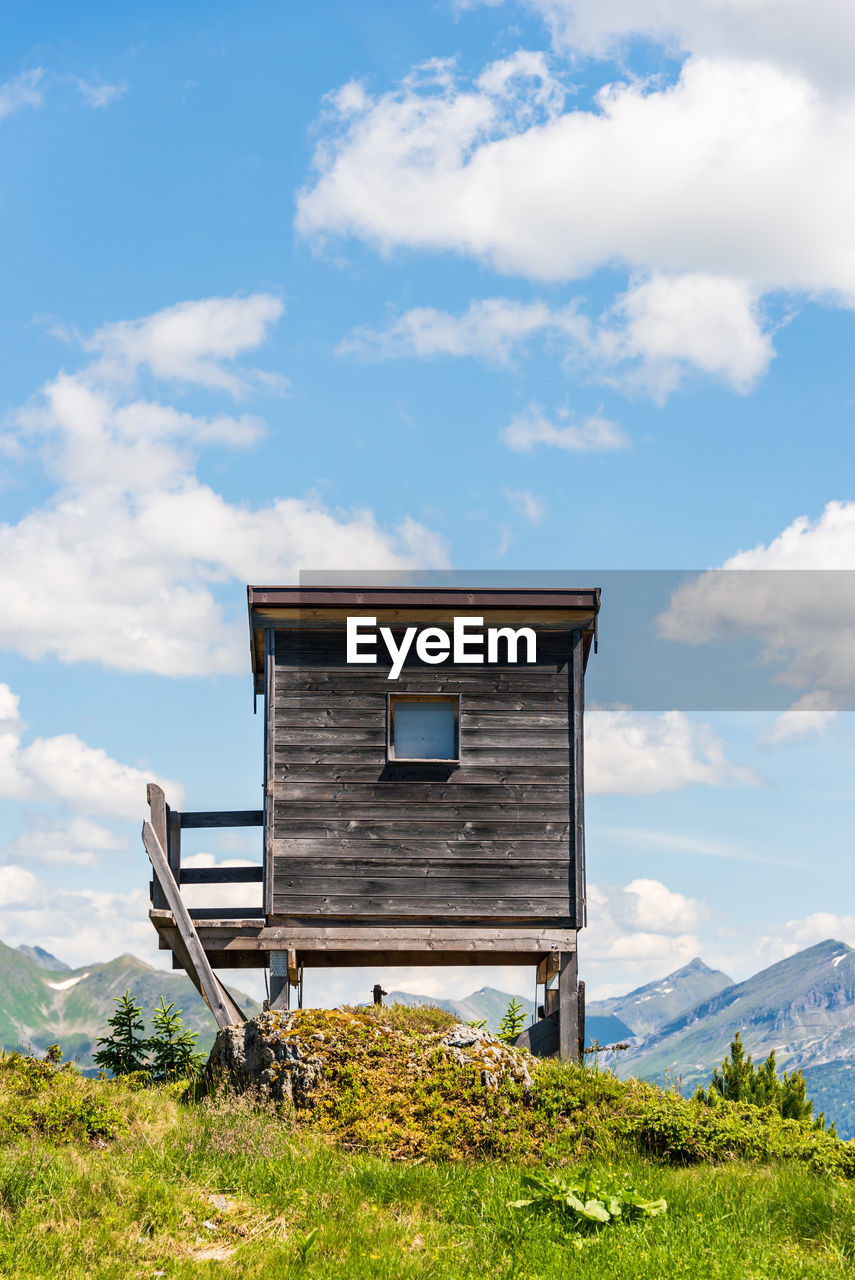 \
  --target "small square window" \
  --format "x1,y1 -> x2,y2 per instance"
388,695 -> 459,762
